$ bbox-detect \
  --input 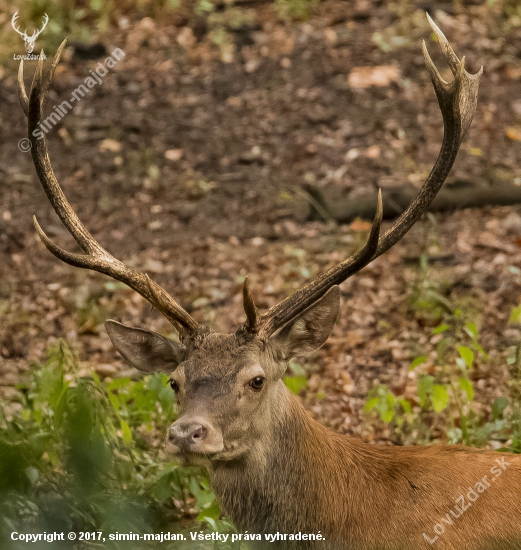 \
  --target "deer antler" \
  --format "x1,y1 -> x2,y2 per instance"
18,43 -> 201,338
248,14 -> 482,338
